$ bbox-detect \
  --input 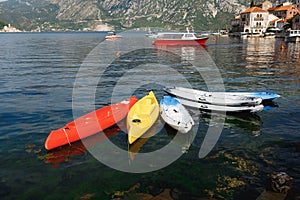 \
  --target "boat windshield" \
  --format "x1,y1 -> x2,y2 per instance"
158,33 -> 184,39
183,33 -> 195,38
